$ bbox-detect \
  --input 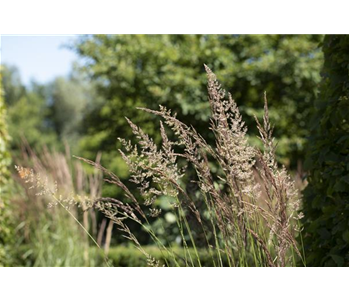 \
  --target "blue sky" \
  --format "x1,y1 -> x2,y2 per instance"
1,35 -> 79,86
